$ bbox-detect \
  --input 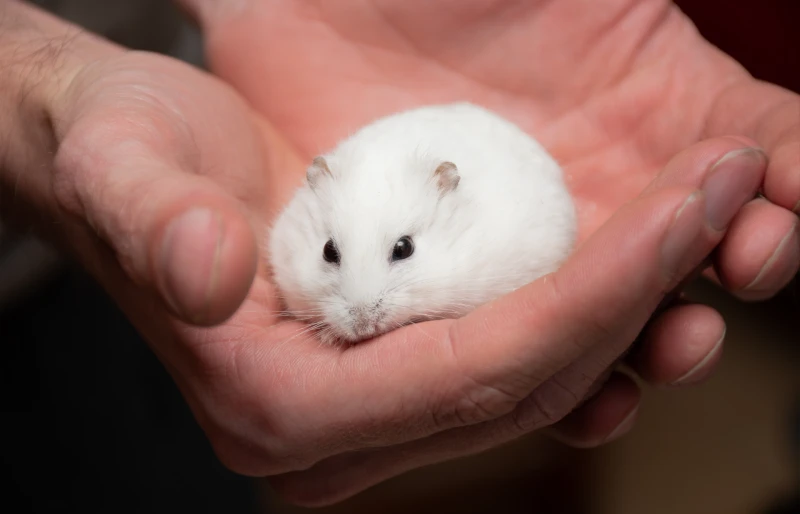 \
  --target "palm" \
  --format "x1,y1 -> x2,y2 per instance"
205,0 -> 755,243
